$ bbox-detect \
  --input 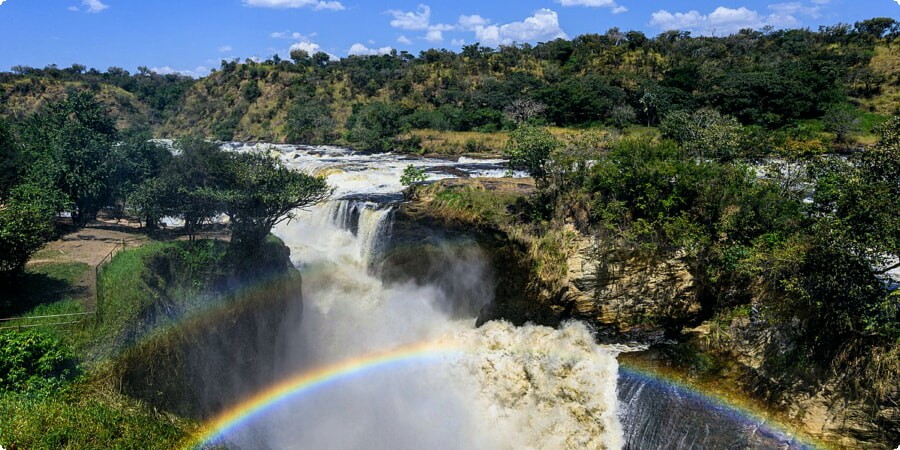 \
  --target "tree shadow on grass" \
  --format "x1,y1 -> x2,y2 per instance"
0,264 -> 90,318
